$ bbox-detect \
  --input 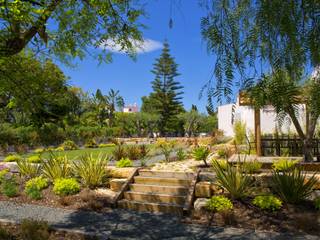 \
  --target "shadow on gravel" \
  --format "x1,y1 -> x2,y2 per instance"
55,208 -> 229,239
